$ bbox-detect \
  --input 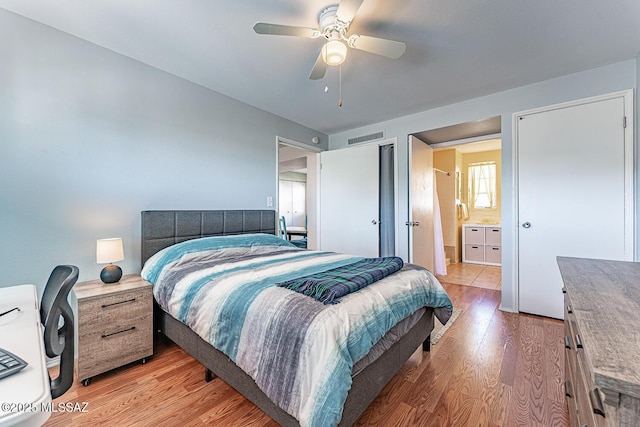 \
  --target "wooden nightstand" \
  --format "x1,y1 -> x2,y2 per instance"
74,274 -> 153,386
